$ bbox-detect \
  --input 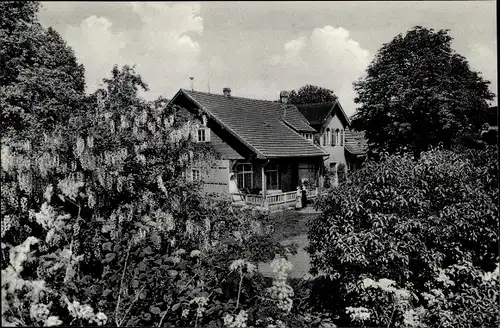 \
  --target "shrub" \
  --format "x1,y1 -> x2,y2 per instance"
308,146 -> 499,327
